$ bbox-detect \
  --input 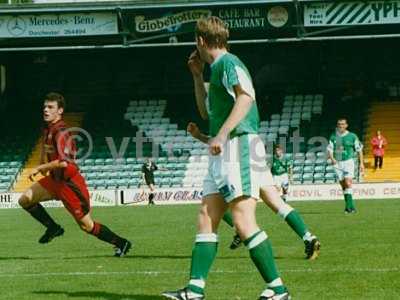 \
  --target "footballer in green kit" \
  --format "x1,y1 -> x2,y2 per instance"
327,118 -> 364,213
187,122 -> 320,260
162,16 -> 291,300
270,145 -> 293,203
